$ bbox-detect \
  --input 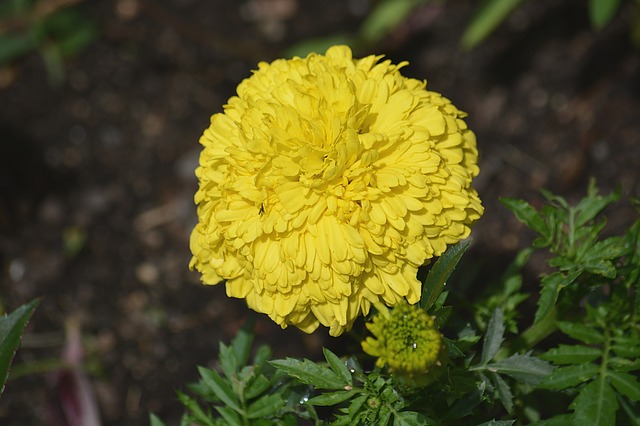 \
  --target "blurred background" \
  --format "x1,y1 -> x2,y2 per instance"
1,0 -> 639,424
